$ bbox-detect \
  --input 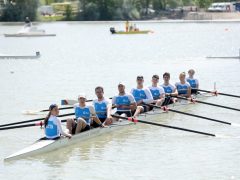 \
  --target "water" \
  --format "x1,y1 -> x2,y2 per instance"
0,21 -> 240,180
